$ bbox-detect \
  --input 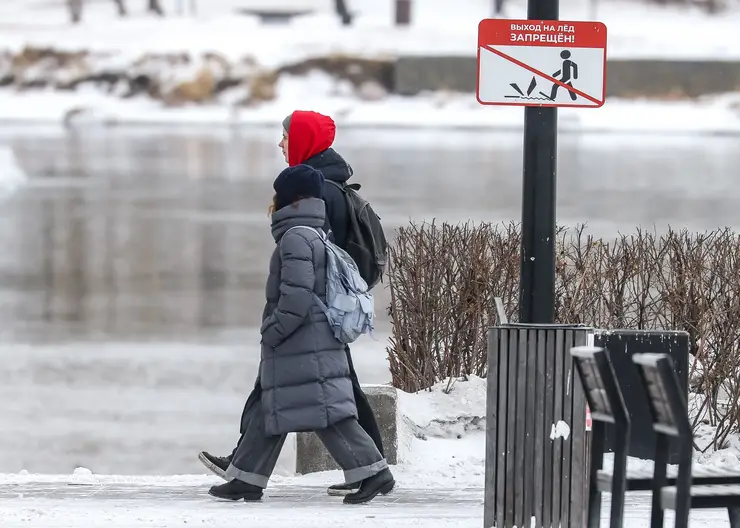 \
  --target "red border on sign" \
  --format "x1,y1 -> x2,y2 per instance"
478,19 -> 607,48
475,19 -> 608,109
482,44 -> 602,106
